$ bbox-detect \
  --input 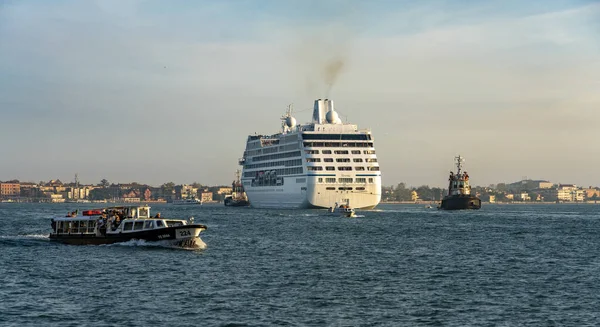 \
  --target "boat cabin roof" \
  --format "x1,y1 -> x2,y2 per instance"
54,205 -> 153,222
